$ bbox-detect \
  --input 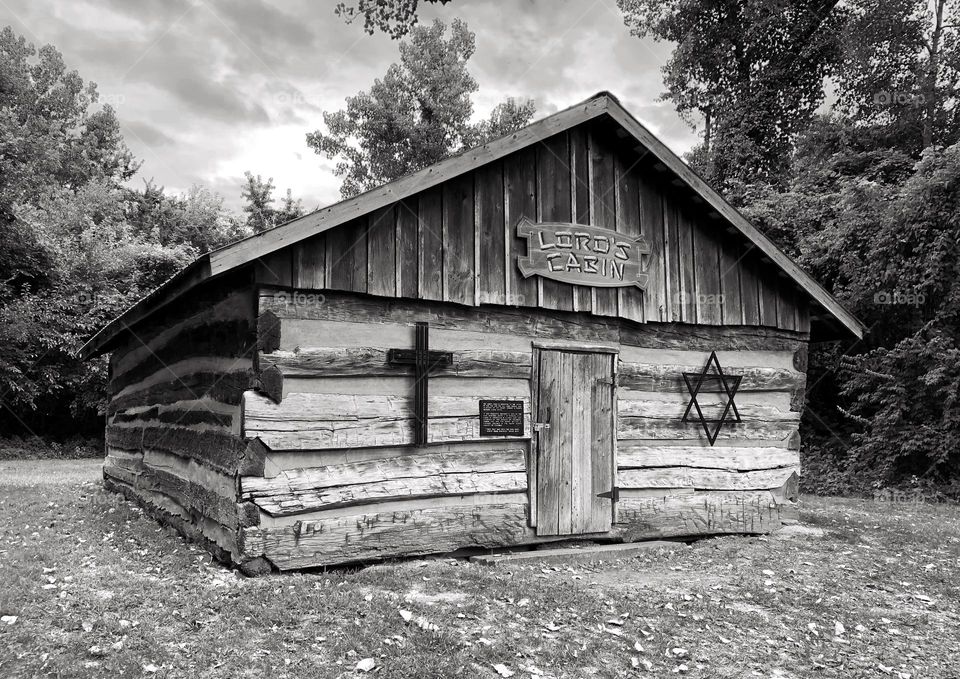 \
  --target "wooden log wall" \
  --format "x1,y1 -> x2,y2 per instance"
252,121 -> 810,333
103,274 -> 259,564
237,290 -> 805,569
